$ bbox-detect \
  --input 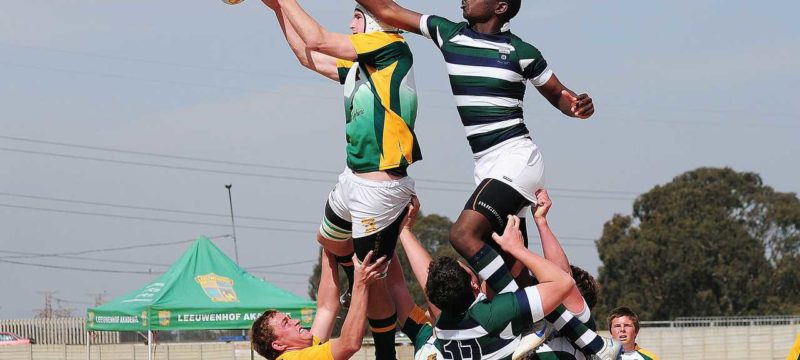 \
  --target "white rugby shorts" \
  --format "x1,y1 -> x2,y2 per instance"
473,136 -> 545,210
321,168 -> 416,239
